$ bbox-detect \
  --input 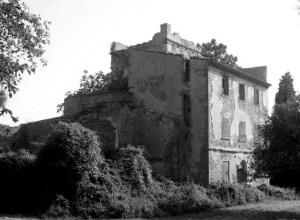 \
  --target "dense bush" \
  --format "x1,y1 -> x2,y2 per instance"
35,122 -> 104,213
157,181 -> 223,216
257,184 -> 298,200
0,149 -> 36,213
0,121 -> 298,218
208,183 -> 265,206
114,145 -> 153,192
